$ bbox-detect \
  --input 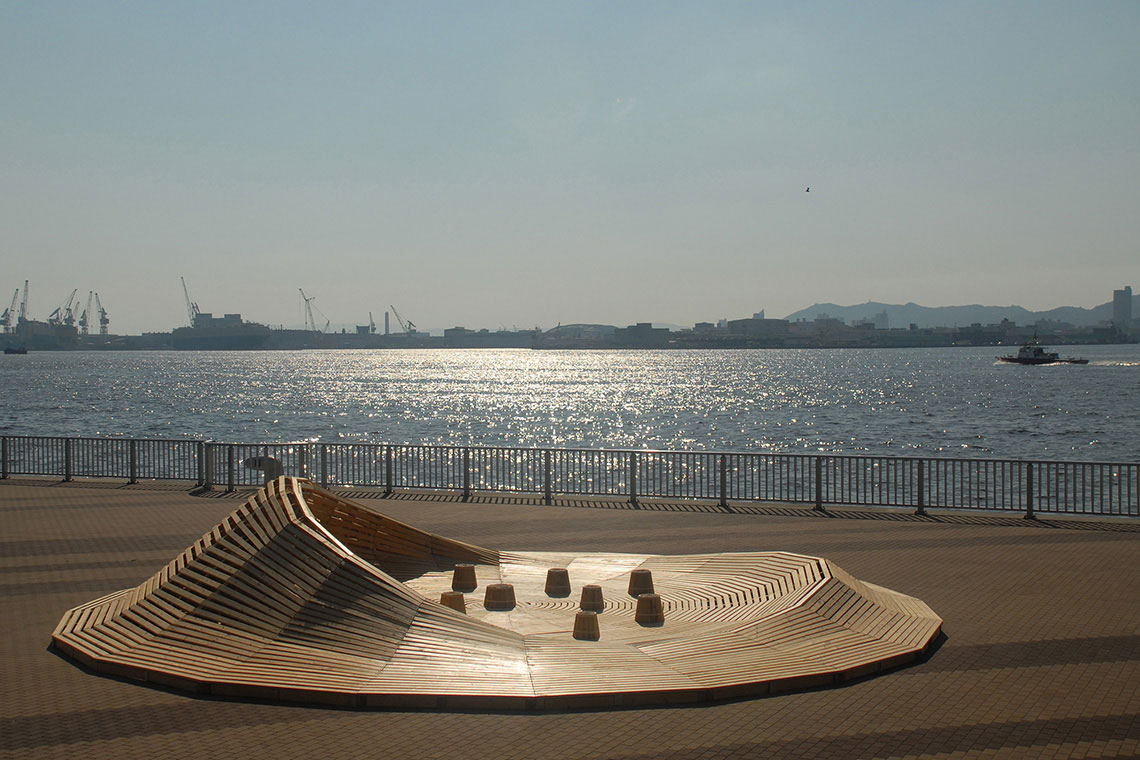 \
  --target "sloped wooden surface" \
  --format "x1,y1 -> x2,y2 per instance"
52,477 -> 942,709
